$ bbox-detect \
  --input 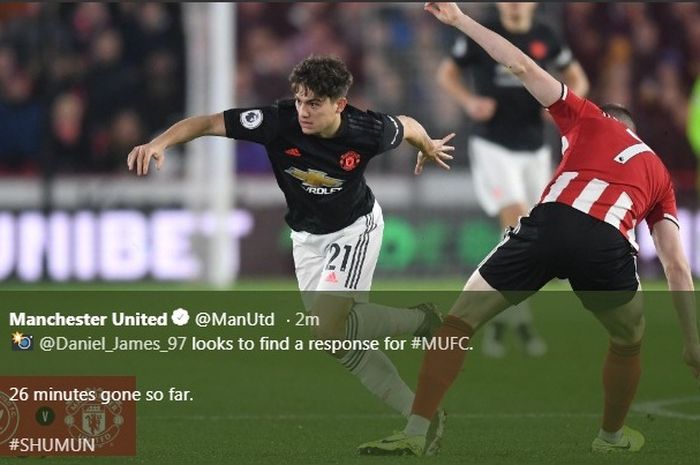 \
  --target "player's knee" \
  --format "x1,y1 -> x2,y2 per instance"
308,294 -> 353,341
611,314 -> 645,345
449,303 -> 492,332
449,284 -> 510,330
629,314 -> 645,343
310,323 -> 344,341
